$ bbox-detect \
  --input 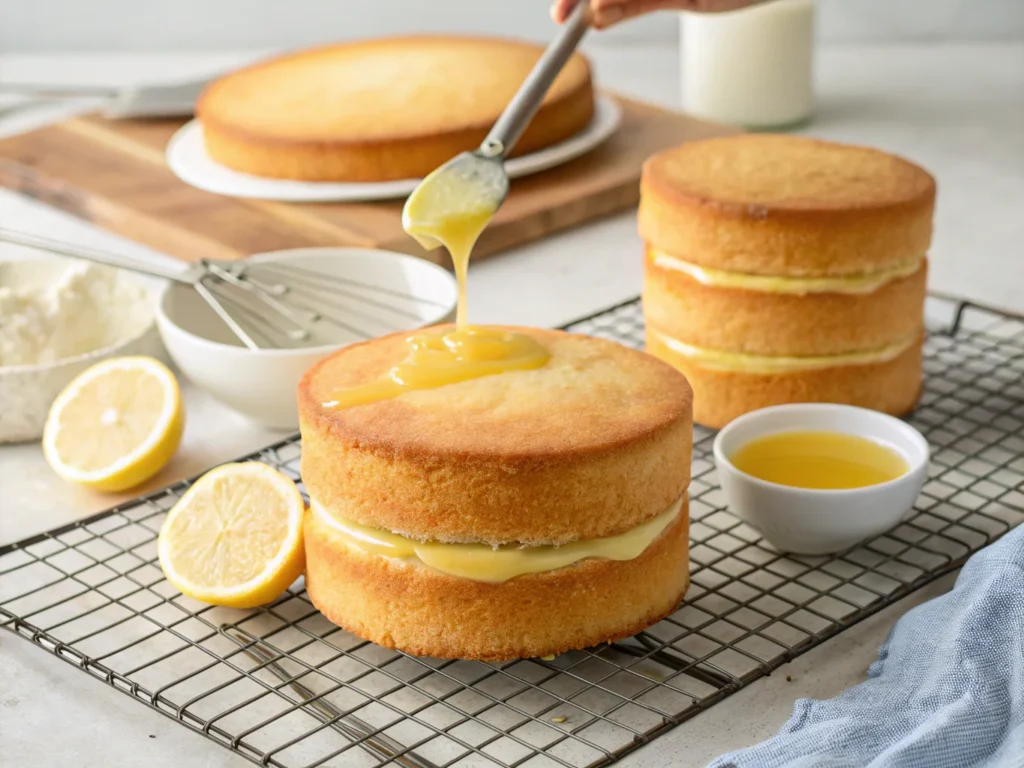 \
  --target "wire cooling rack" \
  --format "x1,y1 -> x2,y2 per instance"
3,295 -> 1024,768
